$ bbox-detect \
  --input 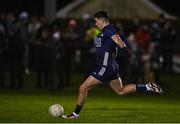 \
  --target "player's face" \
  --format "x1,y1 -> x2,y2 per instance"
94,17 -> 103,29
